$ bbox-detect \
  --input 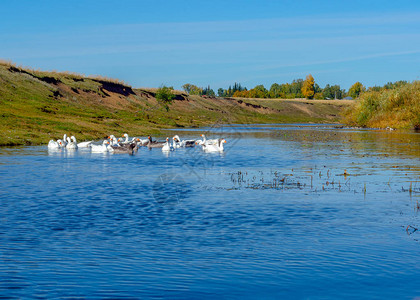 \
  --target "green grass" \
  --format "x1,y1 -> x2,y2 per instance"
0,61 -> 352,146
